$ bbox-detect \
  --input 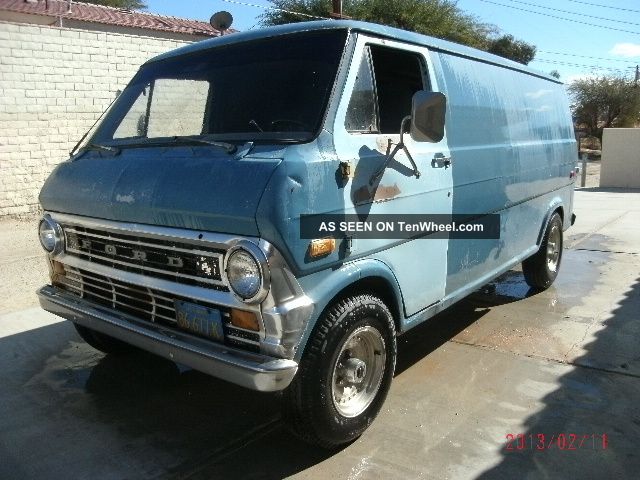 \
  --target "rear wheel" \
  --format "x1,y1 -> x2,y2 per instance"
522,212 -> 563,289
74,323 -> 136,354
282,294 -> 396,448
